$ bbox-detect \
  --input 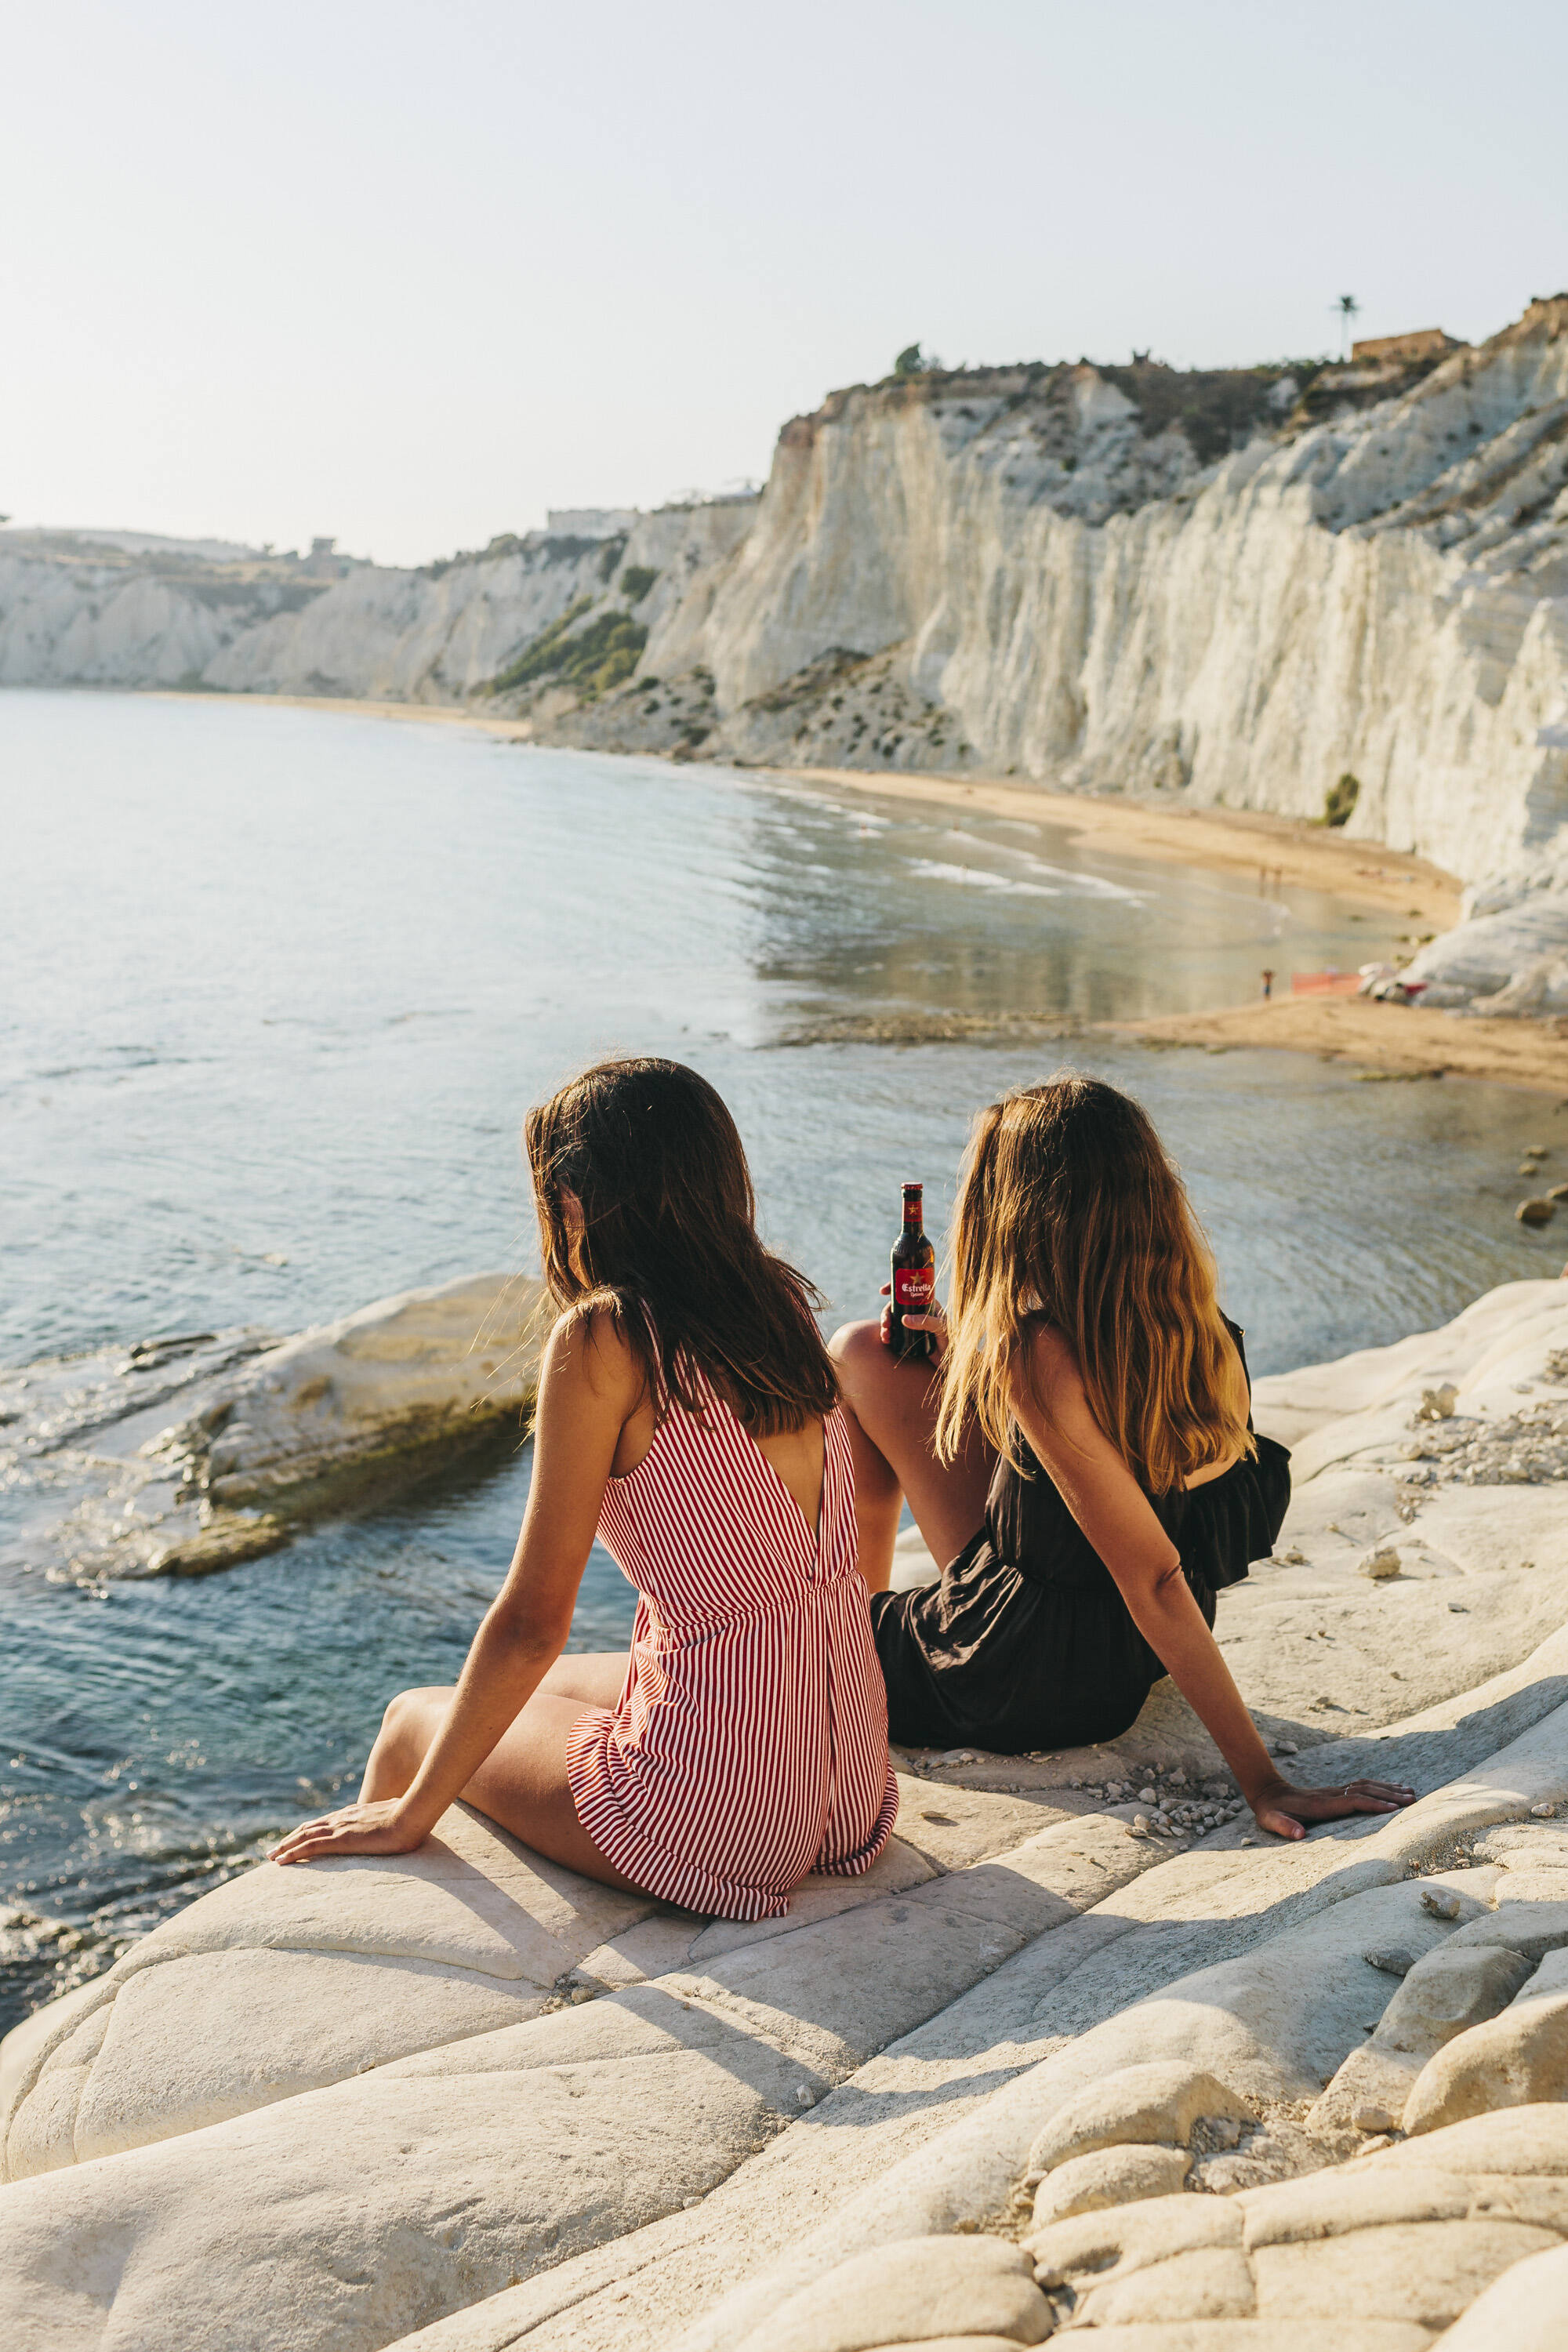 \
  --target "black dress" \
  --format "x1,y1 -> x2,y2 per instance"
869,1325 -> 1290,1755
